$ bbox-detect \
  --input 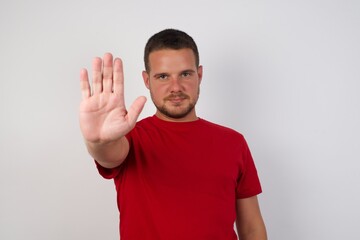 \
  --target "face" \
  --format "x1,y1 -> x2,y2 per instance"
142,48 -> 203,122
